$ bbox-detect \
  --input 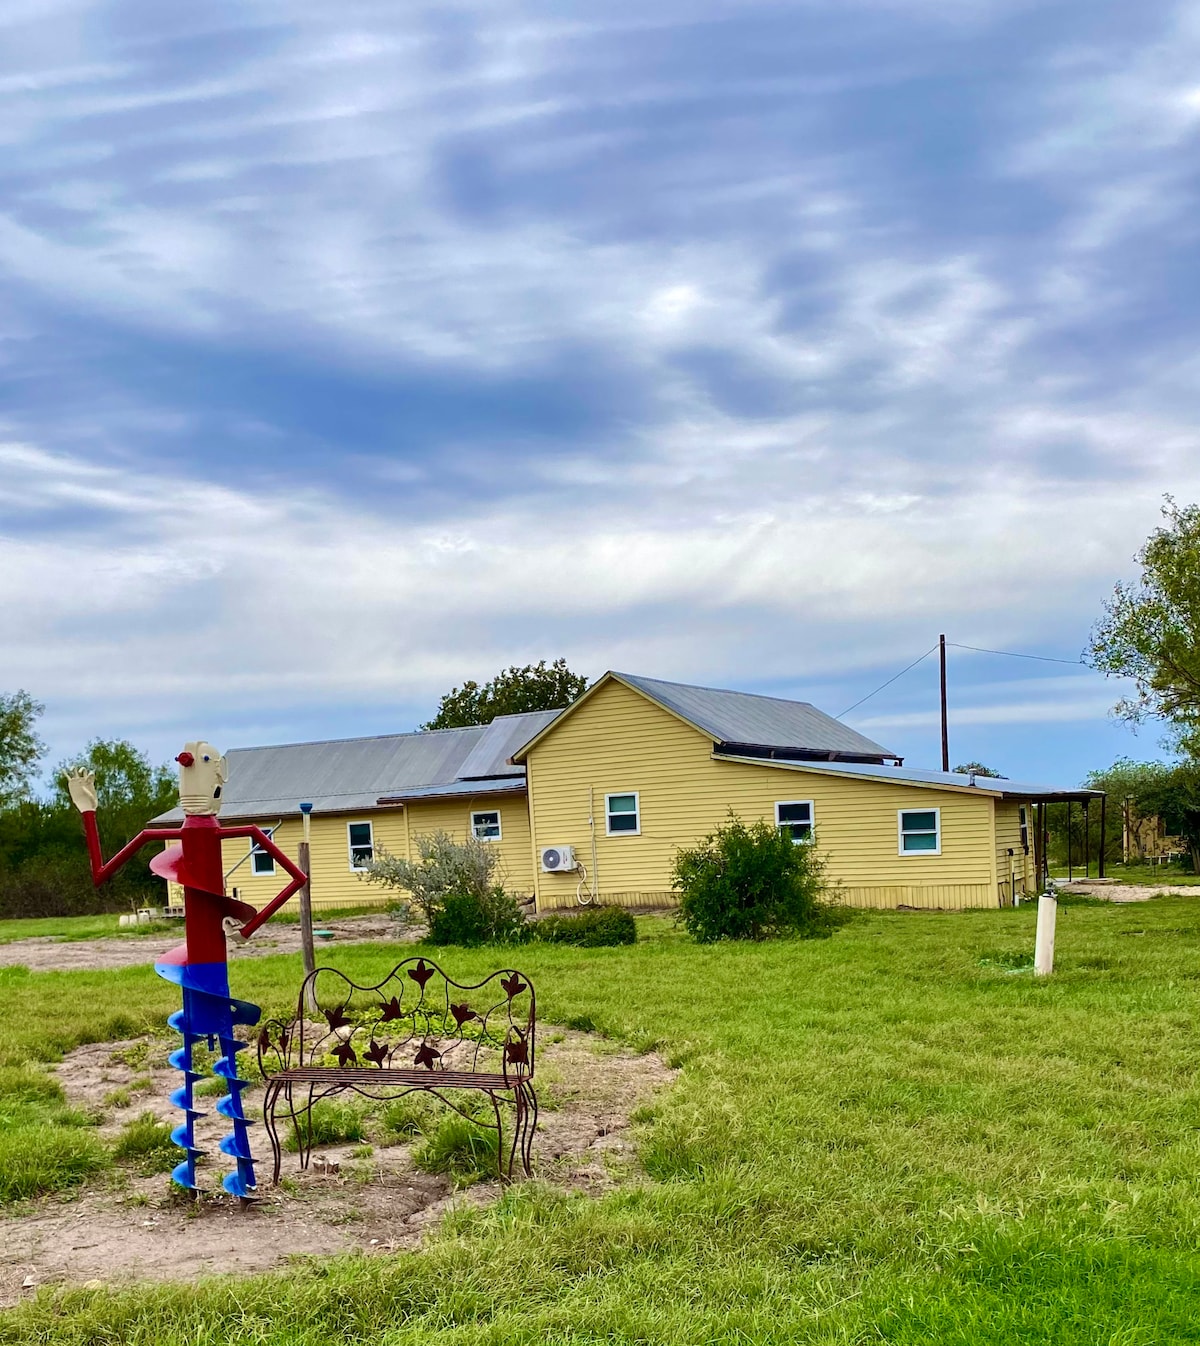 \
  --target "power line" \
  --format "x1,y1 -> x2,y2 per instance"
837,638 -> 1087,721
838,645 -> 939,718
947,642 -> 1084,667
